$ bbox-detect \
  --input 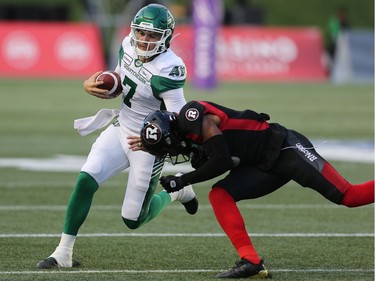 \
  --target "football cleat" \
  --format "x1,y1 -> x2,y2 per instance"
181,196 -> 199,215
36,257 -> 80,269
216,258 -> 271,279
175,184 -> 198,215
